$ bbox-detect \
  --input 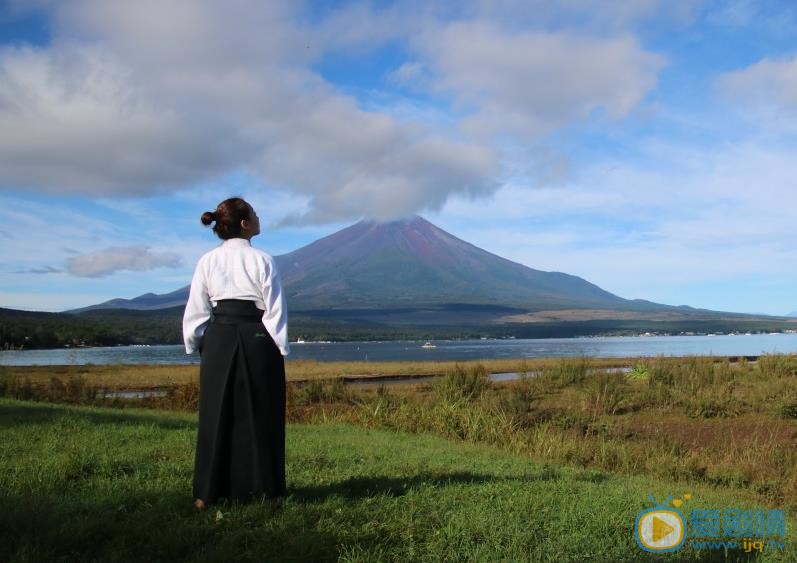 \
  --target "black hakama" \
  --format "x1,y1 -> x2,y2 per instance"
193,299 -> 286,503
